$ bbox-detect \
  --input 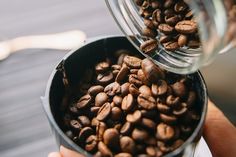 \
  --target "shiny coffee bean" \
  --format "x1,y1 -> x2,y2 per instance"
158,24 -> 174,34
120,136 -> 136,154
129,74 -> 143,87
140,39 -> 158,54
122,94 -> 134,111
124,55 -> 142,68
113,95 -> 123,107
141,118 -> 156,130
151,80 -> 168,96
79,127 -> 93,142
157,102 -> 171,113
165,14 -> 180,26
144,19 -> 155,29
88,85 -> 104,97
139,85 -> 152,96
174,1 -> 188,12
187,40 -> 200,48
98,141 -> 113,157
115,153 -> 132,157
97,71 -> 114,85
78,116 -> 90,127
126,110 -> 142,123
70,120 -> 82,132
178,34 -> 188,47
85,135 -> 98,152
163,41 -> 179,51
164,0 -> 174,8
120,82 -> 131,96
186,91 -> 196,108
116,65 -> 129,83
96,102 -> 111,121
173,103 -> 187,117
111,107 -> 122,121
130,68 -> 139,74
104,82 -> 121,97
91,106 -> 100,114
132,128 -> 149,141
96,122 -> 107,141
95,61 -> 110,74
76,94 -> 92,109
95,92 -> 108,107
137,94 -> 156,110
160,35 -> 172,44
137,69 -> 150,85
171,81 -> 187,98
103,128 -> 120,149
156,123 -> 175,141
120,122 -> 133,135
166,95 -> 180,107
160,113 -> 177,124
142,27 -> 157,38
175,20 -> 197,34
152,9 -> 162,26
